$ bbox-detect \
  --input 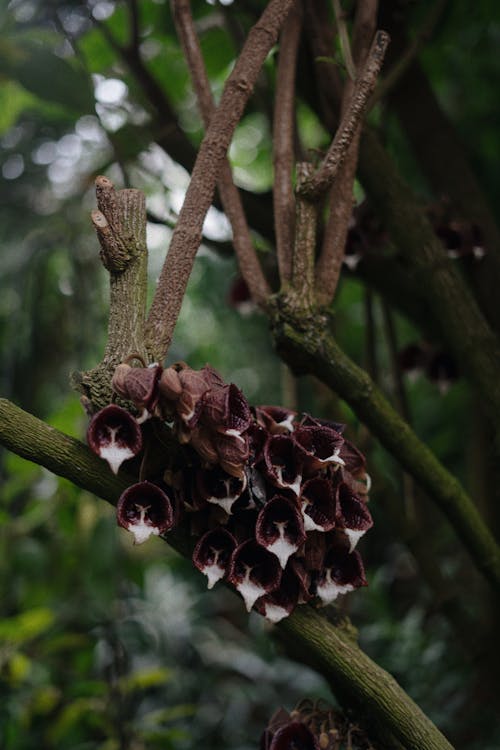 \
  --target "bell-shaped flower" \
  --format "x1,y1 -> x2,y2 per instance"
192,527 -> 237,589
300,477 -> 337,532
201,383 -> 251,439
111,362 -> 132,399
294,425 -> 345,473
176,366 -> 213,426
216,432 -> 250,478
299,413 -> 345,434
87,404 -> 142,474
256,561 -> 309,622
263,435 -> 303,496
228,539 -> 282,611
190,425 -> 219,465
116,481 -> 174,544
255,405 -> 297,434
255,496 -> 306,568
123,363 -> 162,415
196,466 -> 247,515
301,531 -> 327,572
158,366 -> 183,402
336,483 -> 373,552
316,547 -> 367,605
268,722 -> 320,750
